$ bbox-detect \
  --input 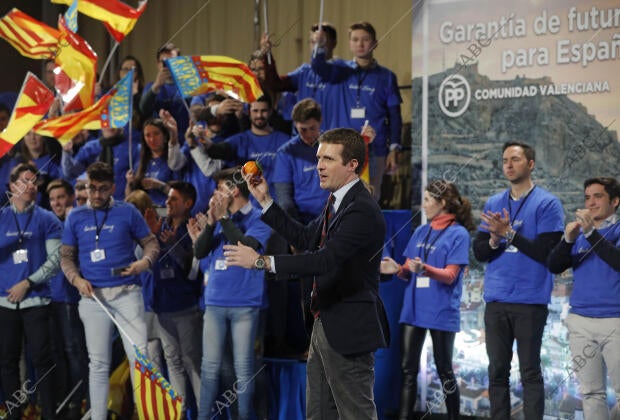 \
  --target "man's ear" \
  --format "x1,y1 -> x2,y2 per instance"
348,159 -> 359,173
